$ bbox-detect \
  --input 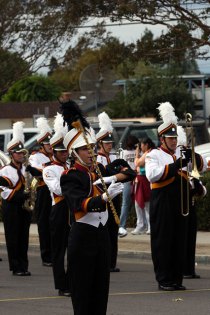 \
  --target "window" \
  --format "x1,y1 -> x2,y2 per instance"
0,135 -> 5,151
